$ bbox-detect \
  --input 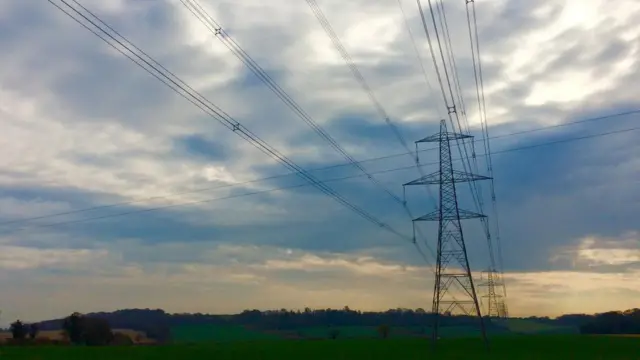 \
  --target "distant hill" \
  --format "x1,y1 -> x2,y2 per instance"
28,307 -> 638,342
